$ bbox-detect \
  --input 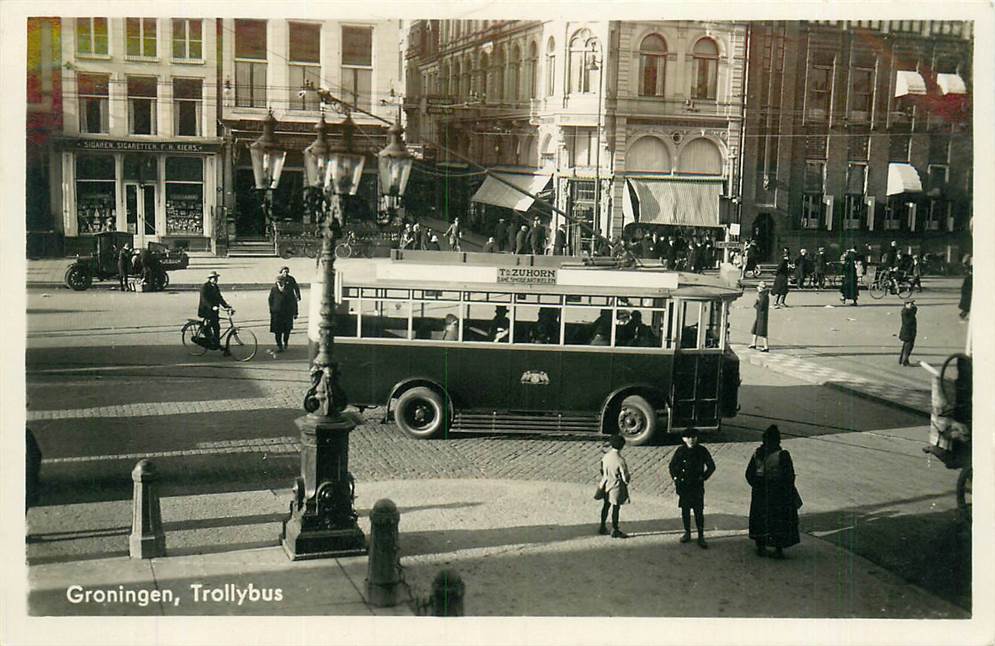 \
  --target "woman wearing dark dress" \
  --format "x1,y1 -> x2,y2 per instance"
268,276 -> 298,352
839,250 -> 860,305
771,254 -> 791,308
750,281 -> 770,352
745,425 -> 801,559
668,428 -> 716,548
